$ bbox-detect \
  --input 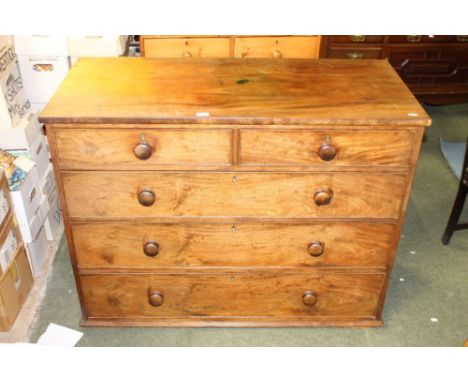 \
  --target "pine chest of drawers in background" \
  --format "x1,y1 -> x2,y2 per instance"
39,58 -> 430,327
